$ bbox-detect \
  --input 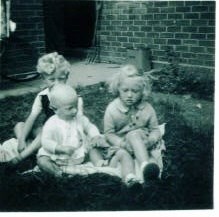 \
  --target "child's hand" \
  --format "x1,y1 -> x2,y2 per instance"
106,146 -> 120,158
119,140 -> 126,149
147,136 -> 157,149
18,140 -> 26,153
10,154 -> 23,165
90,136 -> 109,148
63,146 -> 75,156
